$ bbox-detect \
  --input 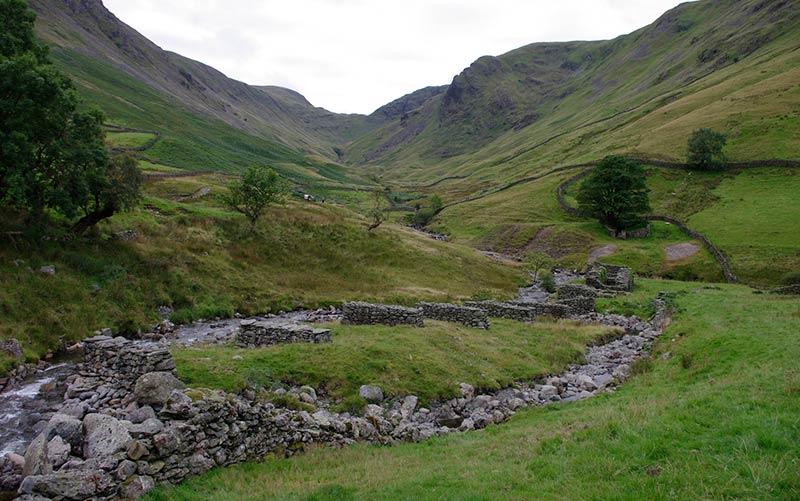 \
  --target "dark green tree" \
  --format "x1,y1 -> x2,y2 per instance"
71,153 -> 143,235
687,128 -> 727,169
577,156 -> 651,231
0,0 -> 138,231
221,165 -> 286,234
